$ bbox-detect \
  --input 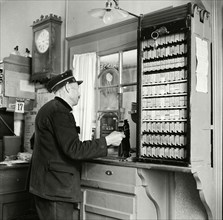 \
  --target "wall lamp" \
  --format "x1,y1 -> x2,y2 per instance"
88,0 -> 142,24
